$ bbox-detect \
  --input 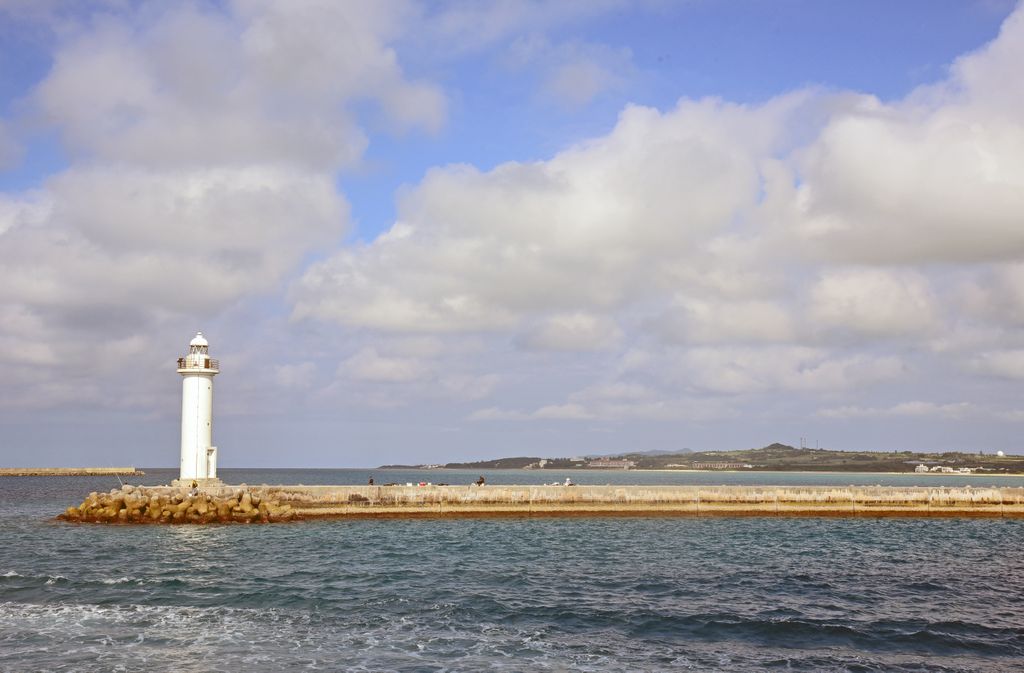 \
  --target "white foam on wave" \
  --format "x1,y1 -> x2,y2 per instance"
9,599 -> 958,672
0,600 -> 628,672
1,571 -> 156,586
